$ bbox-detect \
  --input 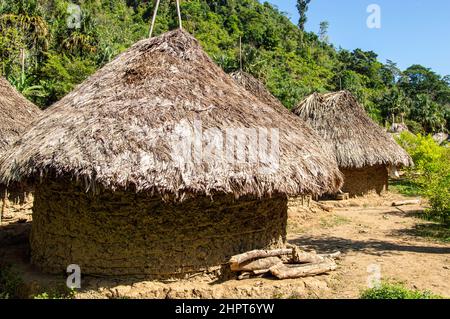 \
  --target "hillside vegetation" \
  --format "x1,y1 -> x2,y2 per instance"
0,0 -> 449,133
